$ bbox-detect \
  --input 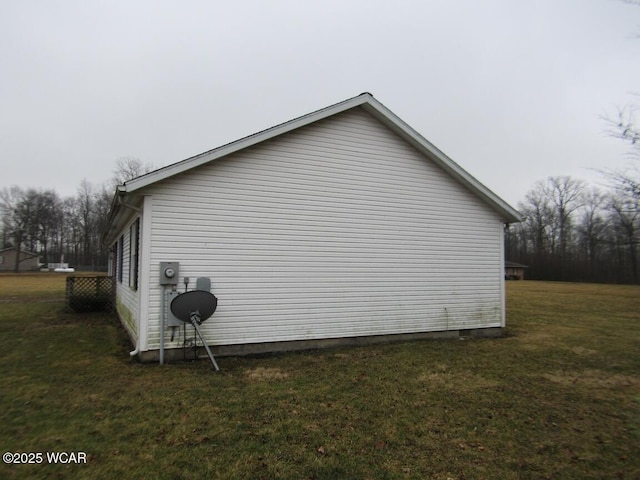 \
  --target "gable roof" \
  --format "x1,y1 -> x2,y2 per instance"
110,93 -> 521,228
505,261 -> 528,268
0,247 -> 38,257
